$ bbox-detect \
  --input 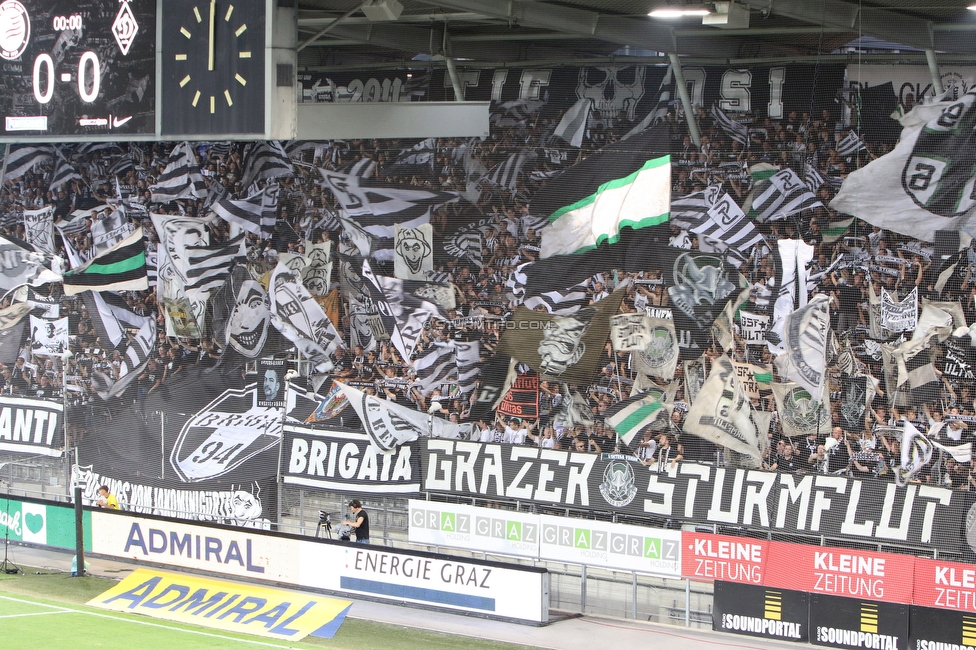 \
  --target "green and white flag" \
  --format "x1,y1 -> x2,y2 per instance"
540,155 -> 670,257
605,383 -> 676,446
